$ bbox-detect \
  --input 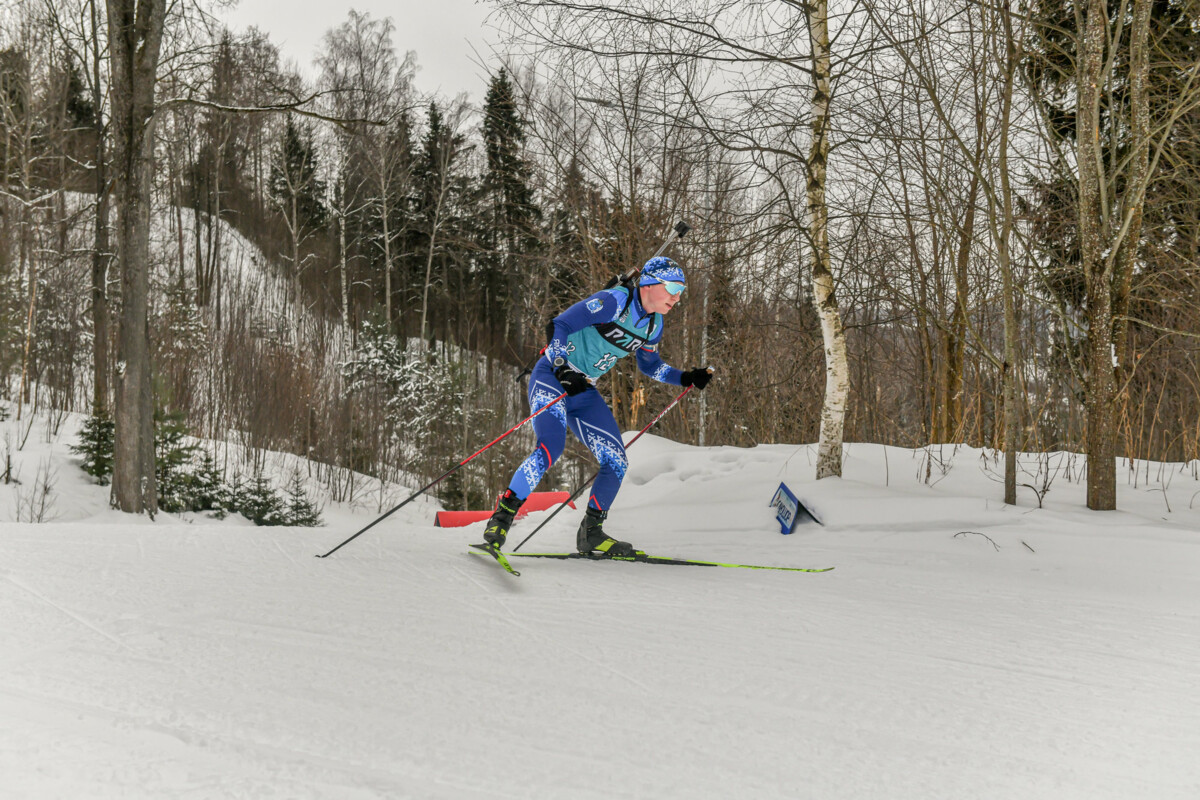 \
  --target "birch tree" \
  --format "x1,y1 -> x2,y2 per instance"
268,113 -> 326,313
87,0 -> 111,419
316,10 -> 416,330
804,0 -> 848,479
496,0 -> 856,477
